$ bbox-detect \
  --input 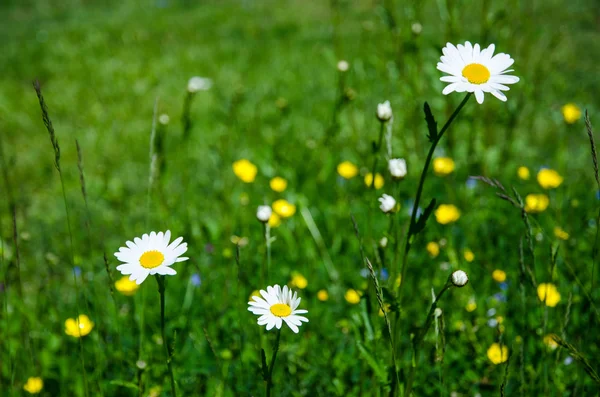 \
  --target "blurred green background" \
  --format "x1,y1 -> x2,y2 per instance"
1,0 -> 600,396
